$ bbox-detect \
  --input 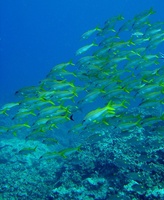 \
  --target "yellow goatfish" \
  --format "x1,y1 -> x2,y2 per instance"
18,146 -> 37,155
81,27 -> 101,40
76,43 -> 98,55
83,101 -> 115,125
